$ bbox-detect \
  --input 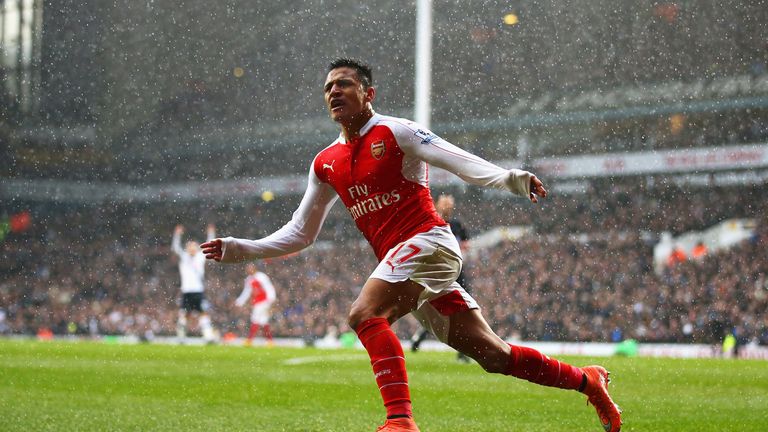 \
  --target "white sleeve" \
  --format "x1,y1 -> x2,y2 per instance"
171,232 -> 184,256
391,120 -> 532,197
234,279 -> 250,307
219,165 -> 338,263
